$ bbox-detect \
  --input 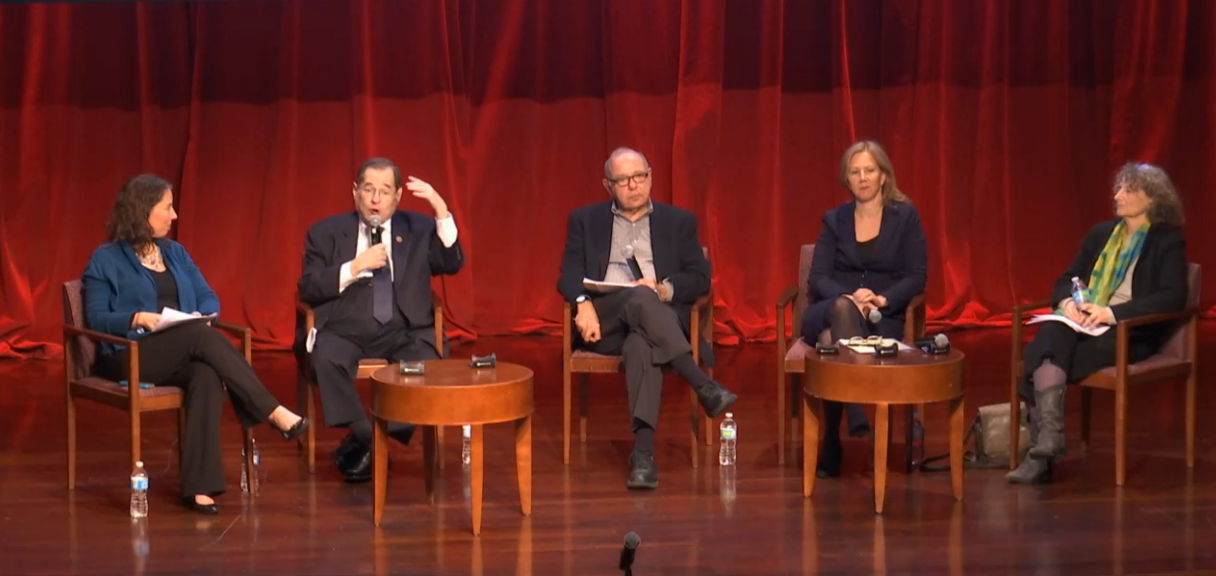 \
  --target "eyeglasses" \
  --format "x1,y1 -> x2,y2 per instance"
609,171 -> 651,188
848,336 -> 883,345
